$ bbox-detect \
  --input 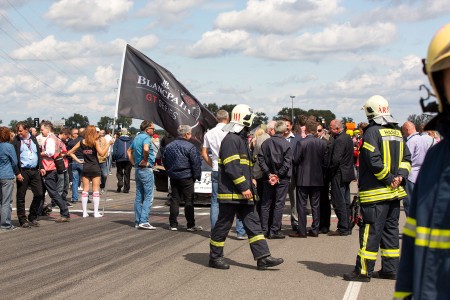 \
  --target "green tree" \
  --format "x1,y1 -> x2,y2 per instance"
97,116 -> 114,131
115,116 -> 132,129
204,103 -> 219,115
65,113 -> 90,129
218,104 -> 236,117
407,114 -> 434,131
342,117 -> 354,125
9,120 -> 18,130
0,119 -> 2,124
306,109 -> 336,125
273,107 -> 308,121
23,117 -> 34,129
128,127 -> 139,135
252,112 -> 268,128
